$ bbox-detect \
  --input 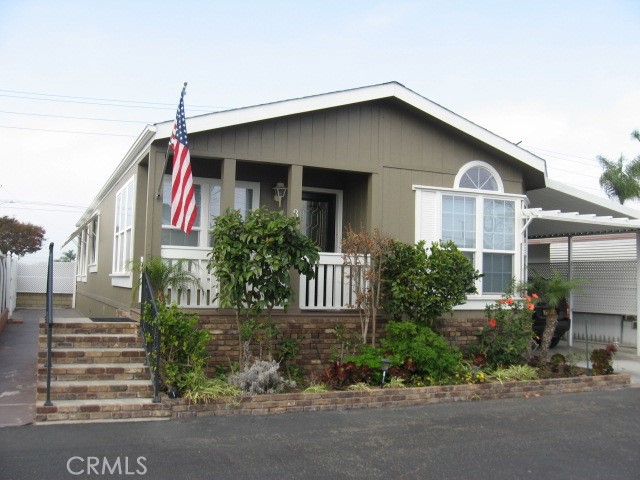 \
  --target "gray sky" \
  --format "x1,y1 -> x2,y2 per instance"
1,0 -> 639,261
